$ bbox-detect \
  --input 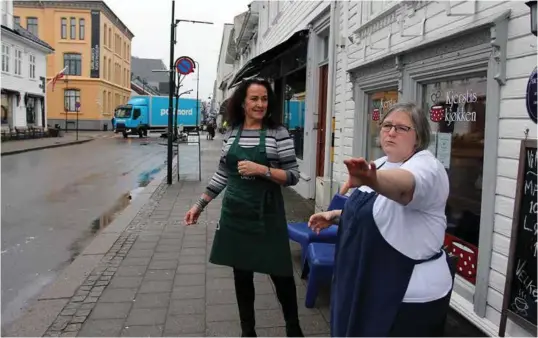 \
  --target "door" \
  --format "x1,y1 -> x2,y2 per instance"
316,64 -> 329,177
